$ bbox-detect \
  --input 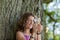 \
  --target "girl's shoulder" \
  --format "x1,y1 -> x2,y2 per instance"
16,31 -> 25,40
